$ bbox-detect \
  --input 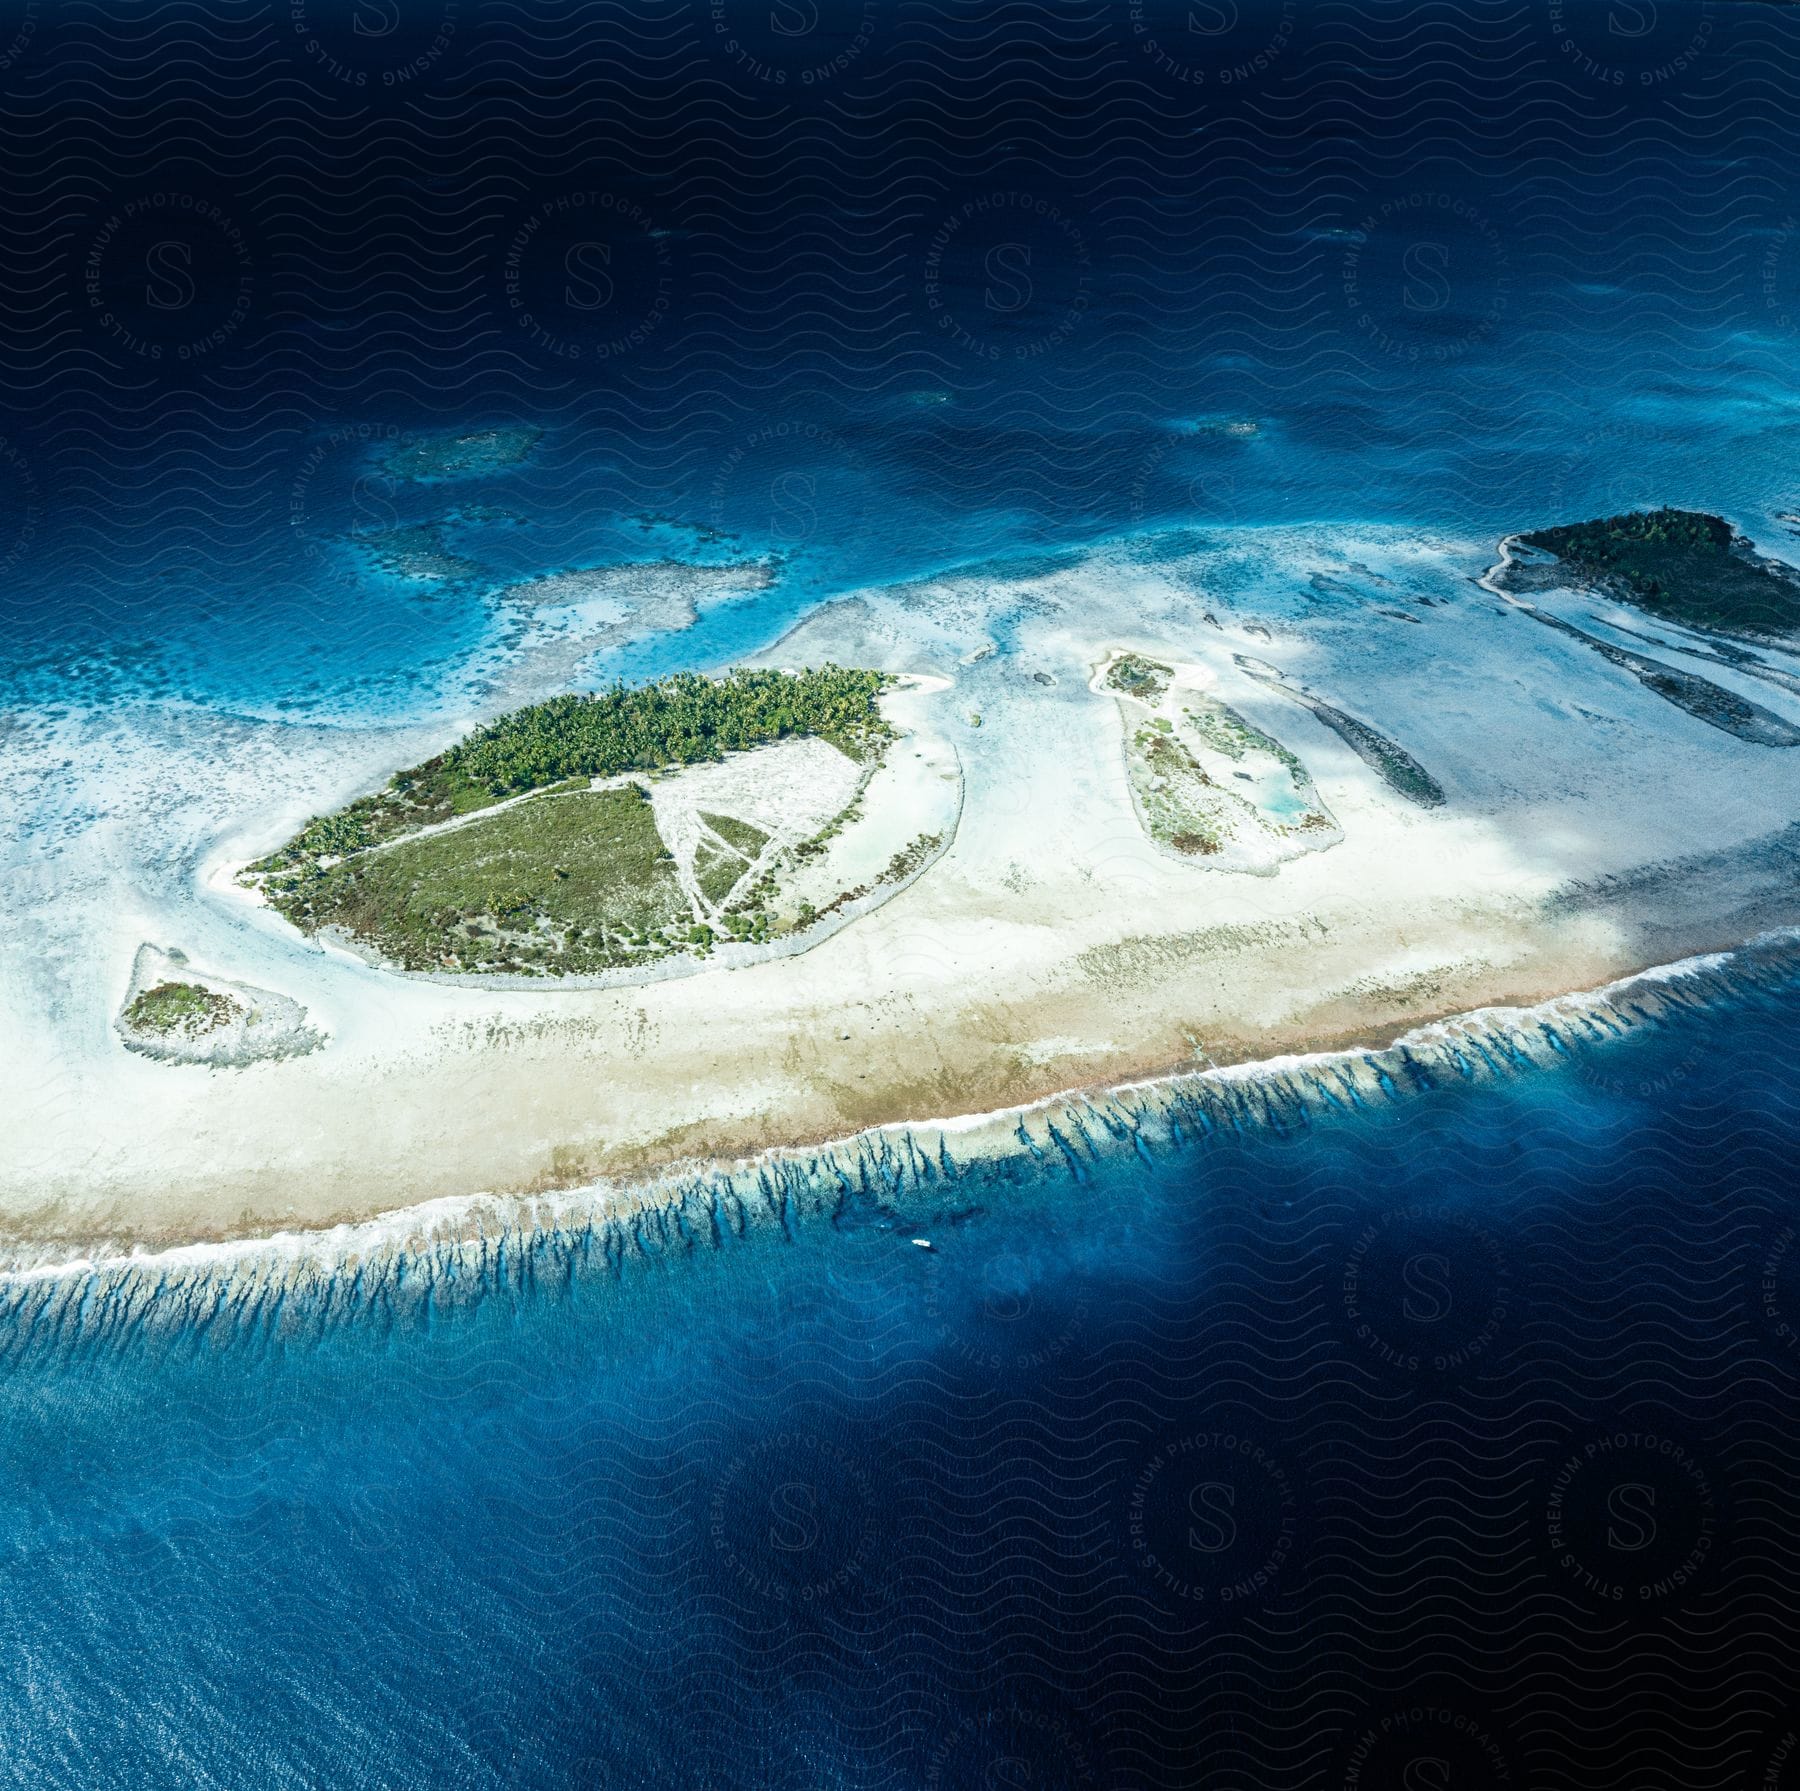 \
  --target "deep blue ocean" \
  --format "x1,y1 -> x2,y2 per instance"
8,980 -> 1800,1788
7,0 -> 1800,1784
